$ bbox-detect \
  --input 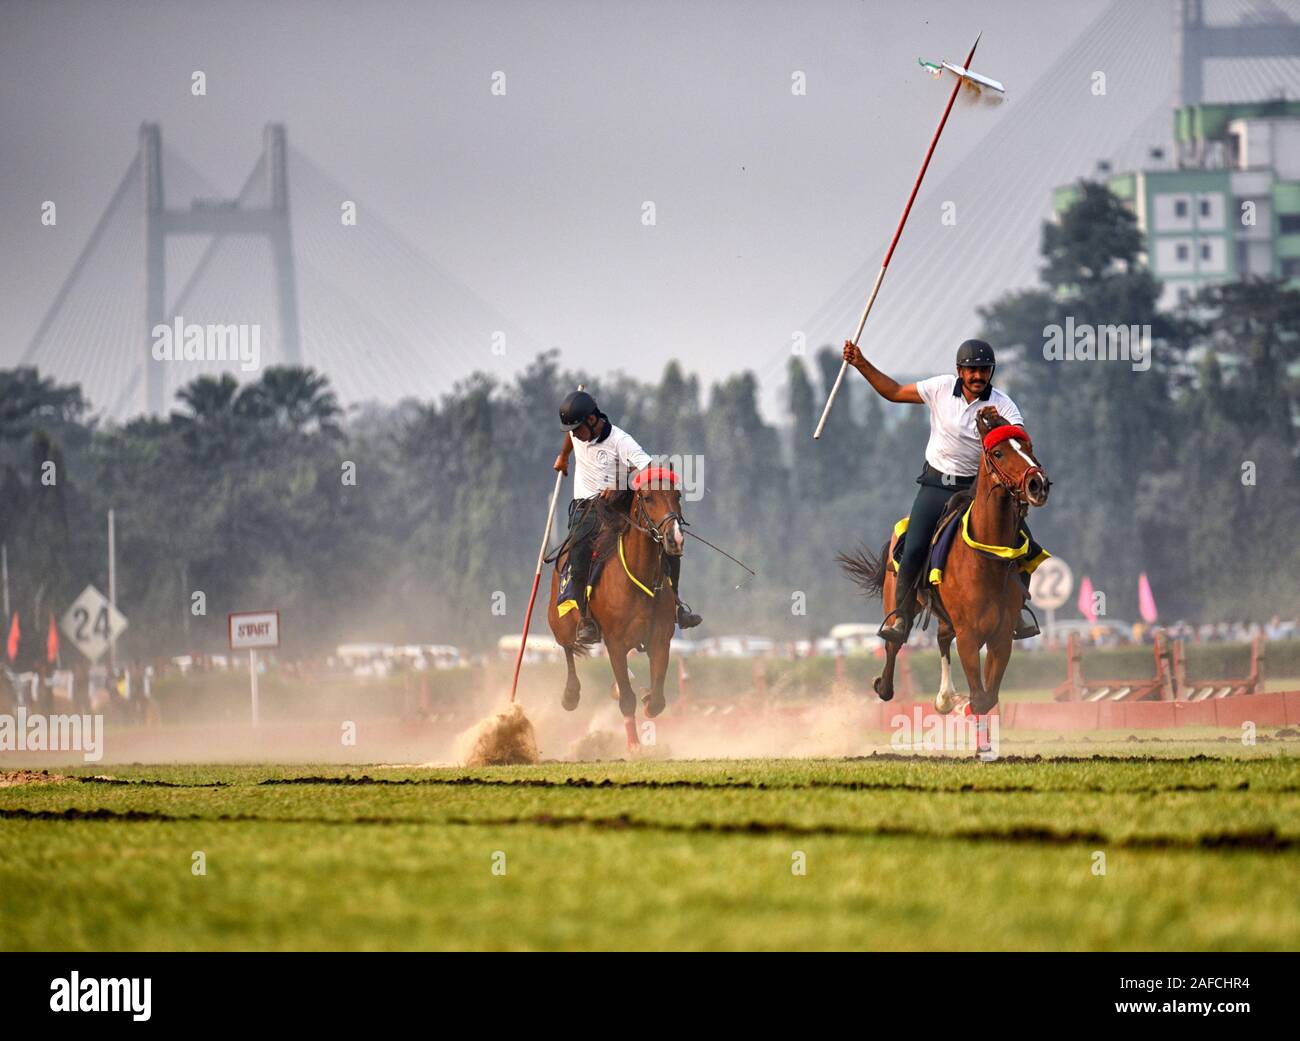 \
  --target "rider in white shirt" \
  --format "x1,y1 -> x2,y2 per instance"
841,338 -> 1040,644
553,390 -> 702,641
